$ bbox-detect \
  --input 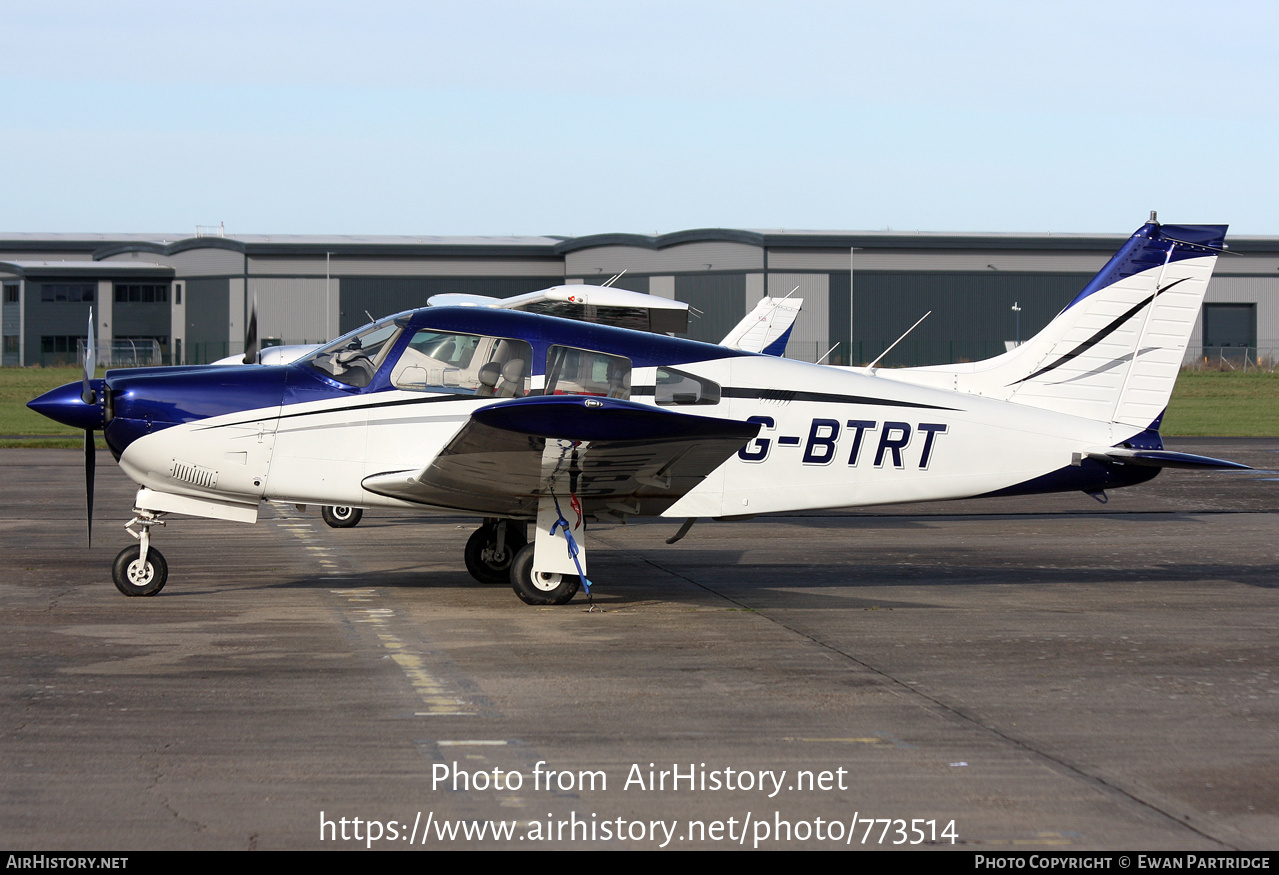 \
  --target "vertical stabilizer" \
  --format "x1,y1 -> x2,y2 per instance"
720,296 -> 804,356
884,221 -> 1226,427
